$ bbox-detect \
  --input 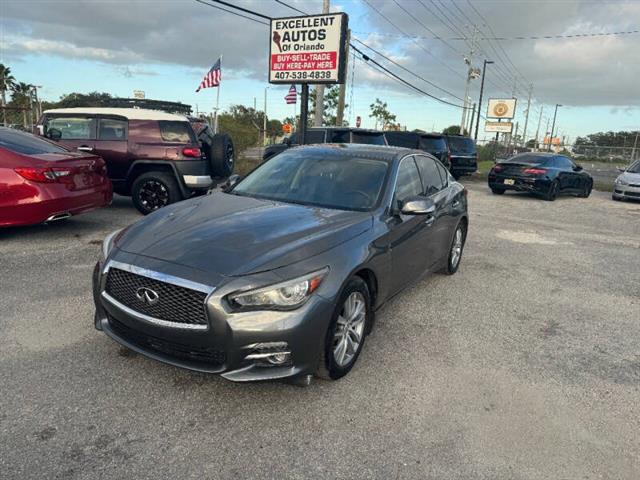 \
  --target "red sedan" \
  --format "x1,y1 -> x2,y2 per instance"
0,127 -> 112,227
